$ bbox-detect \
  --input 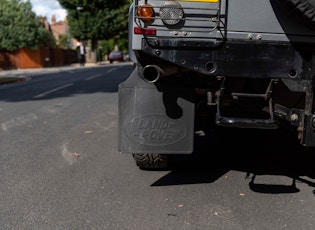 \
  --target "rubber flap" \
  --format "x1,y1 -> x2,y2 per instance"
118,67 -> 195,154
